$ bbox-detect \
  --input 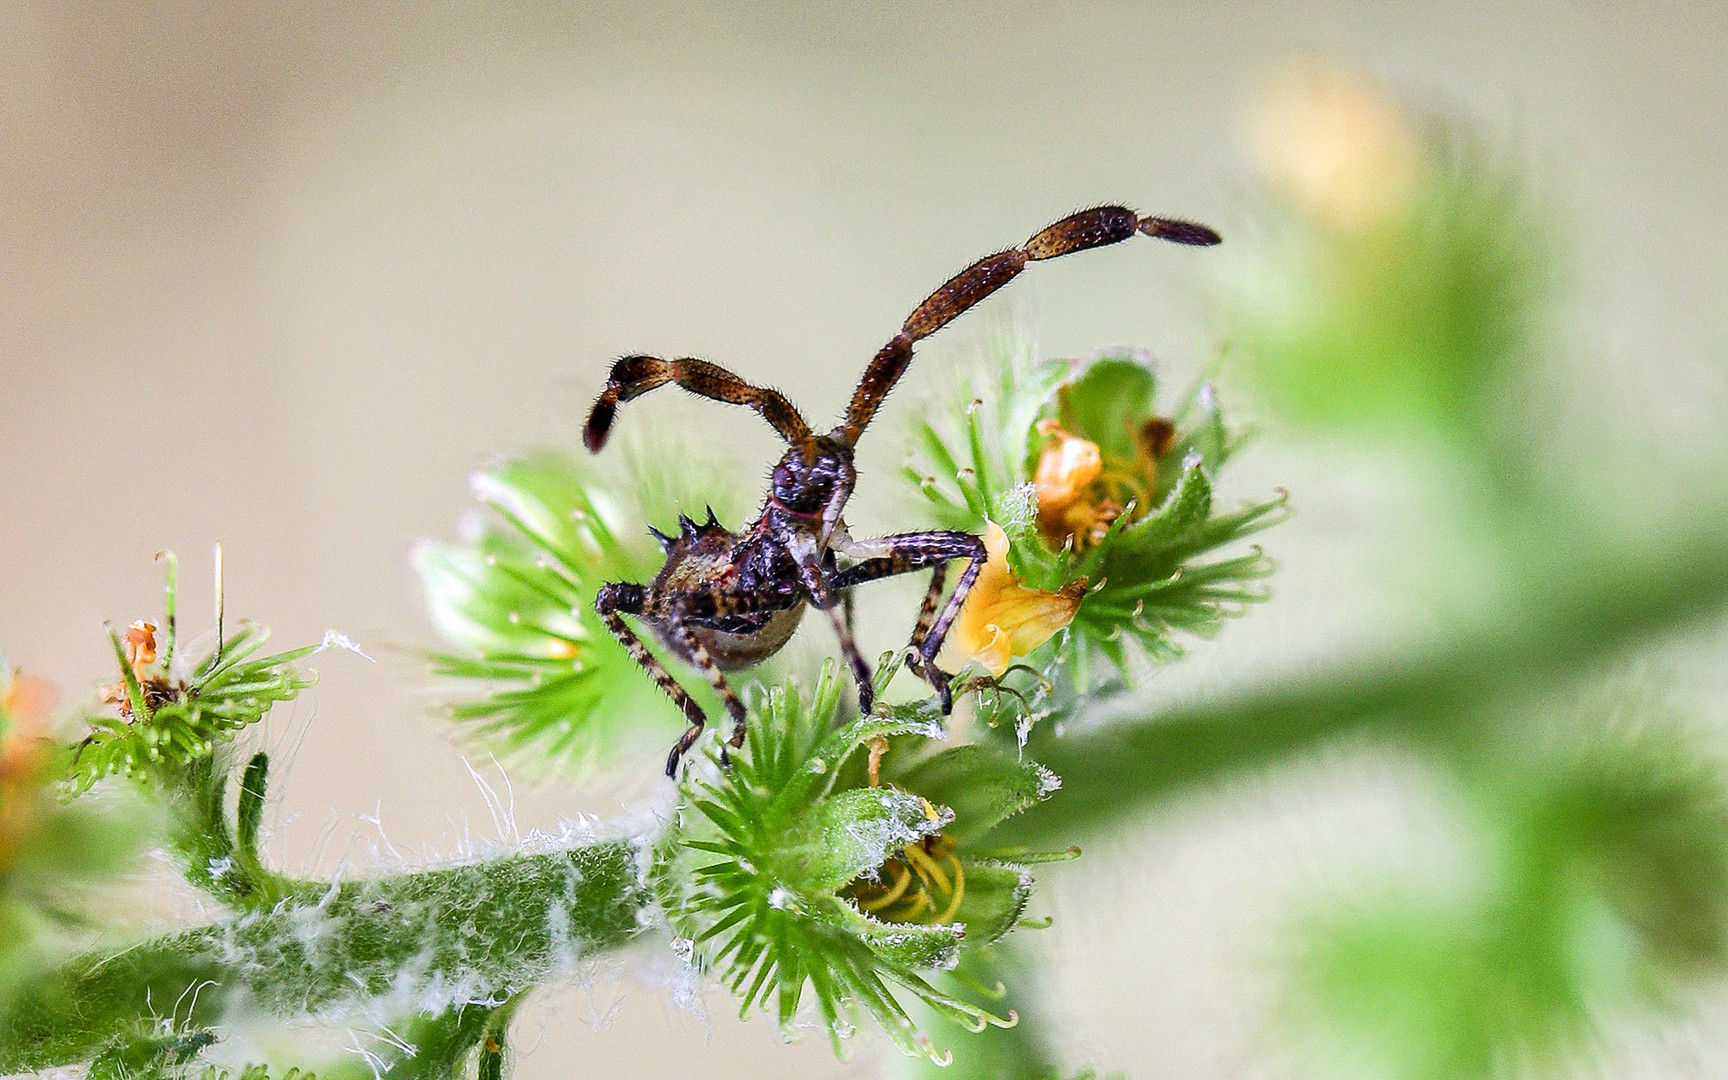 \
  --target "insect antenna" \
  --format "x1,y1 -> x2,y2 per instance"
584,355 -> 814,452
835,206 -> 1219,446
